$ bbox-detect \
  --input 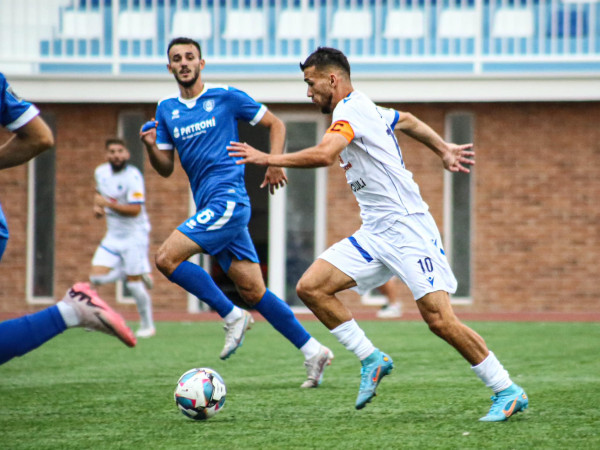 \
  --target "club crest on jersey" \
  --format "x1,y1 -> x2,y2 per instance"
203,100 -> 215,112
171,109 -> 180,119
